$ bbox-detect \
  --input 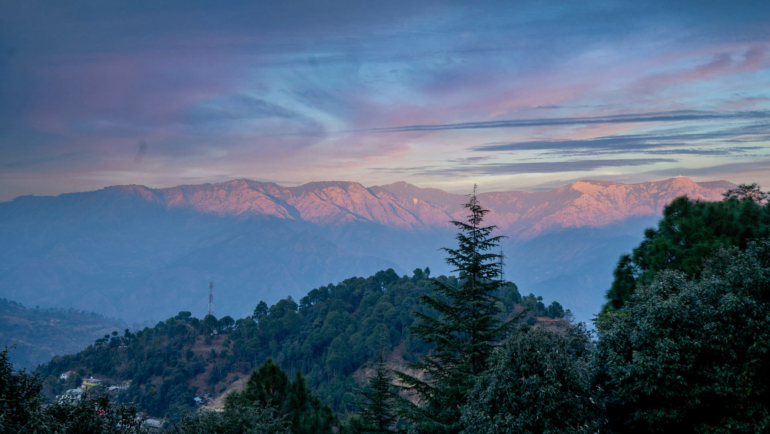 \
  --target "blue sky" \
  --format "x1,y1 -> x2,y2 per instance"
1,0 -> 769,200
